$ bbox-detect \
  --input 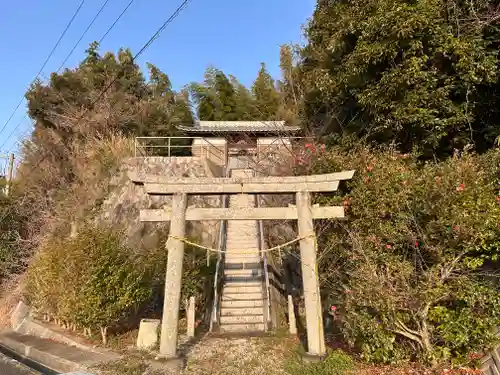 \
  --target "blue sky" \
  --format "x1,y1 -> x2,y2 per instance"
0,0 -> 315,155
